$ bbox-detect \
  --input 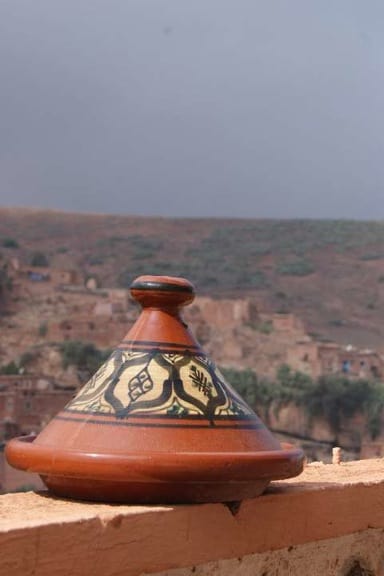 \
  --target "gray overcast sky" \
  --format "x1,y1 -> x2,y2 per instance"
0,1 -> 383,219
